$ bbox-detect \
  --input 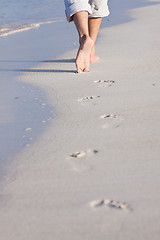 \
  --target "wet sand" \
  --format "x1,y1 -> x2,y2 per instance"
0,0 -> 160,239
